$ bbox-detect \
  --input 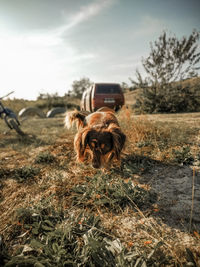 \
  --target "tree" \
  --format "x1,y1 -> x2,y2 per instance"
143,29 -> 200,85
70,77 -> 92,99
131,29 -> 200,113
